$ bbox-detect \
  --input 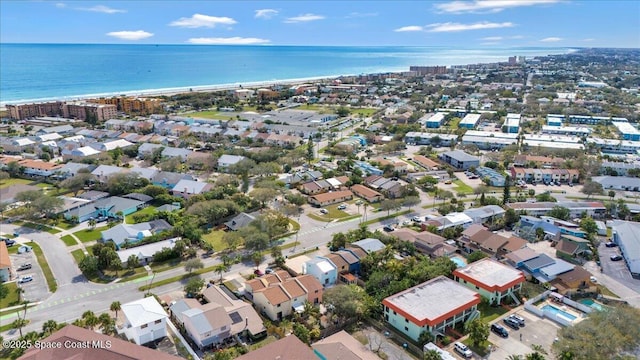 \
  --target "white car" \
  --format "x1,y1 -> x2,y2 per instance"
411,216 -> 422,223
320,209 -> 328,214
454,342 -> 472,358
337,204 -> 347,210
18,275 -> 33,284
